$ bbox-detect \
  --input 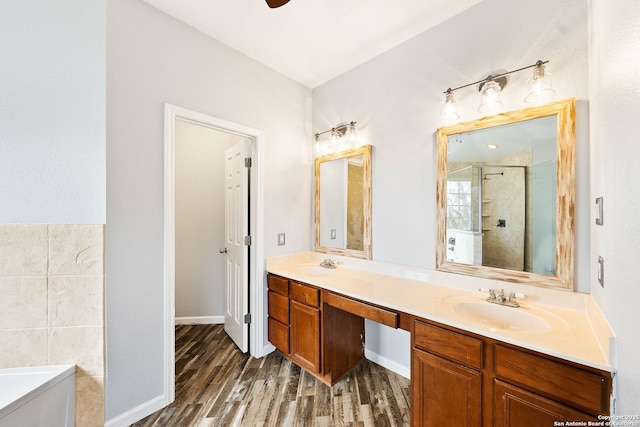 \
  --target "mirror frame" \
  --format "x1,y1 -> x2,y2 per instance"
315,144 -> 373,260
436,98 -> 576,290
